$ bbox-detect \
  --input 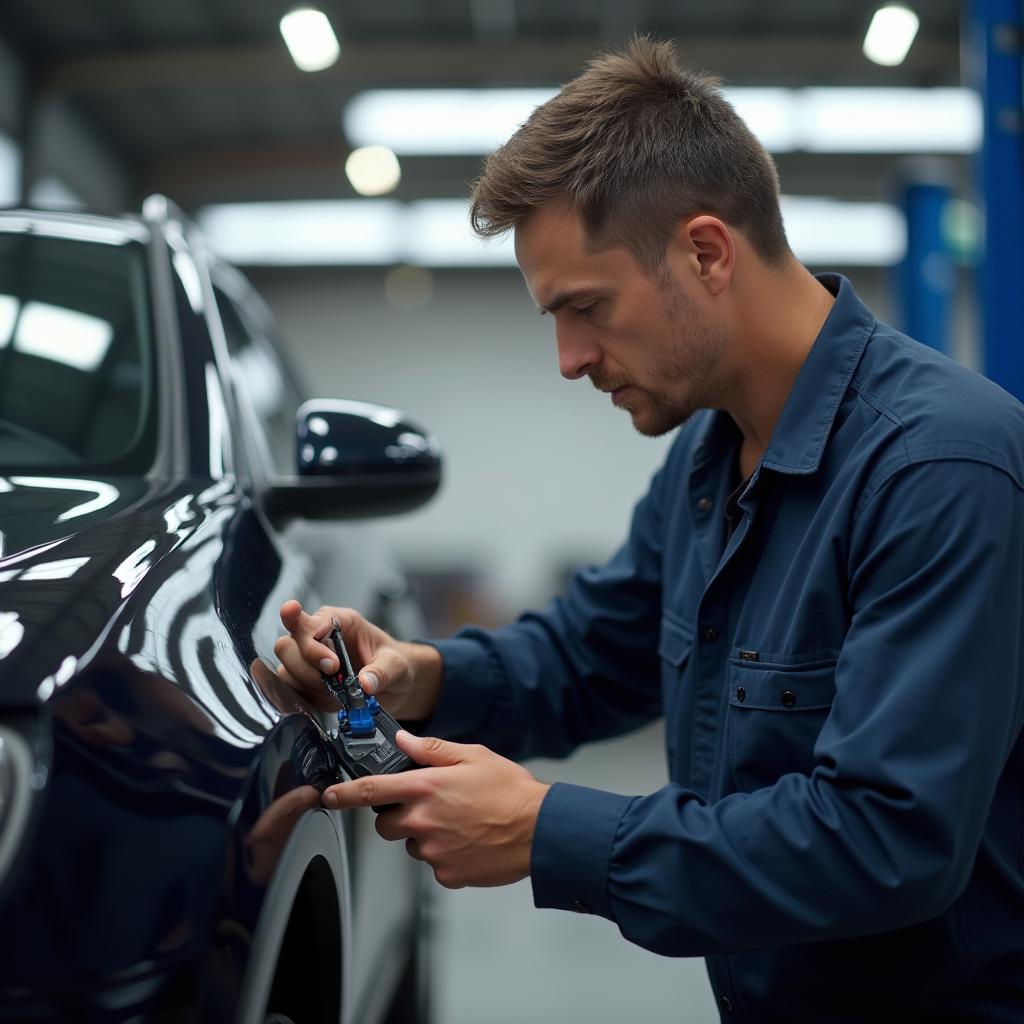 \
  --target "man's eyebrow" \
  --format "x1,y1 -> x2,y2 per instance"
536,288 -> 606,315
